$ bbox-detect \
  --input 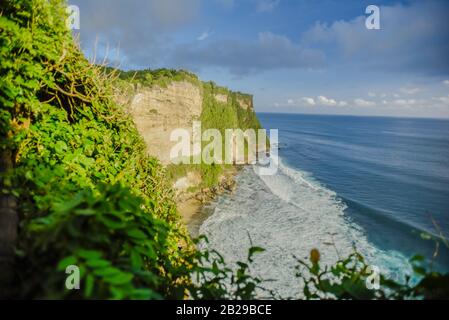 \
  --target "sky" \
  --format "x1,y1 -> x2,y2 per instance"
71,0 -> 449,118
